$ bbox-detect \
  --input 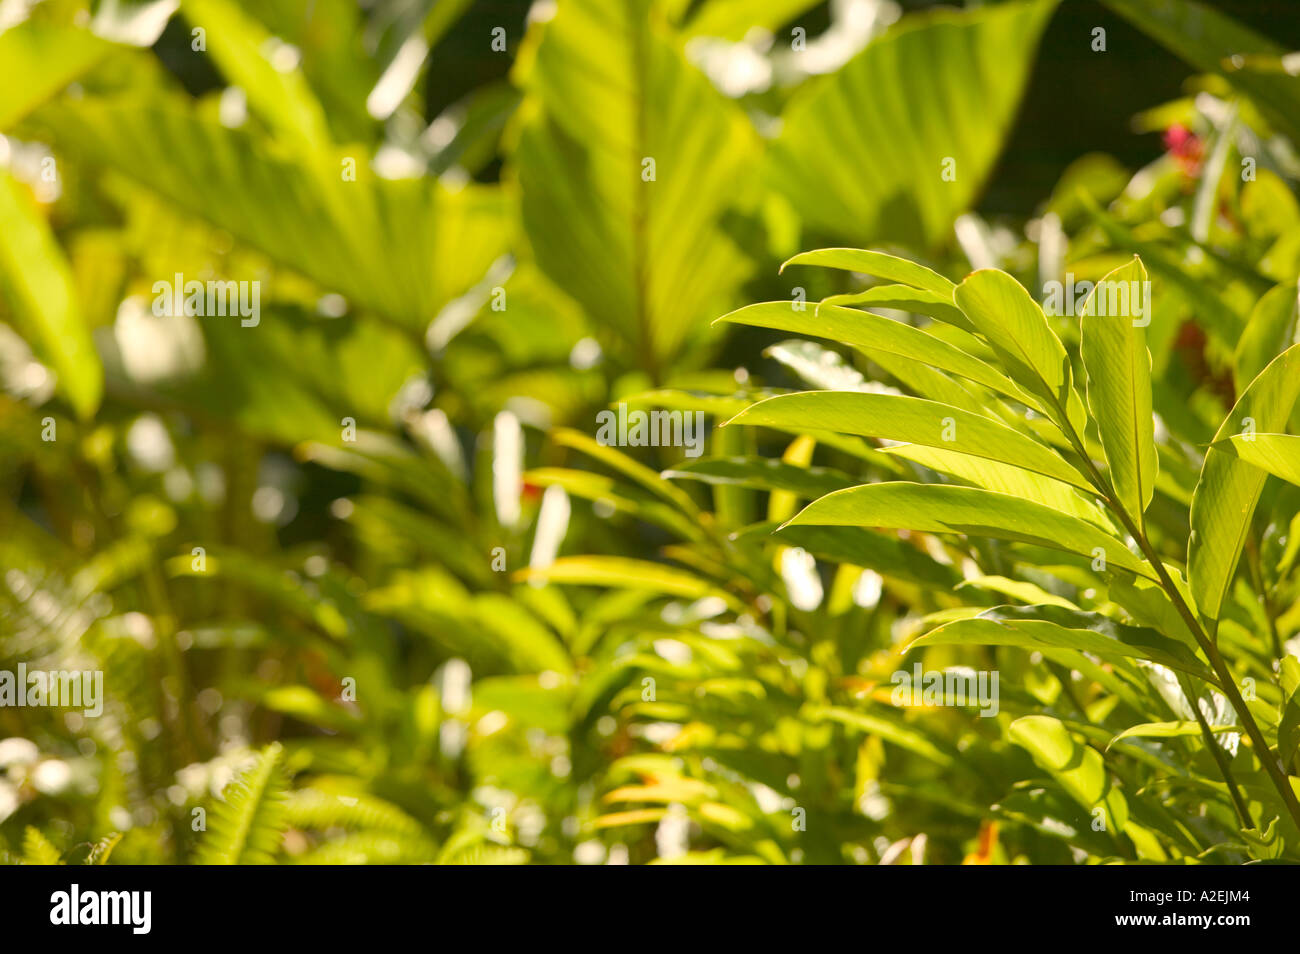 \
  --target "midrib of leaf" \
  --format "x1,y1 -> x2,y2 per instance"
222,748 -> 280,864
626,6 -> 656,381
